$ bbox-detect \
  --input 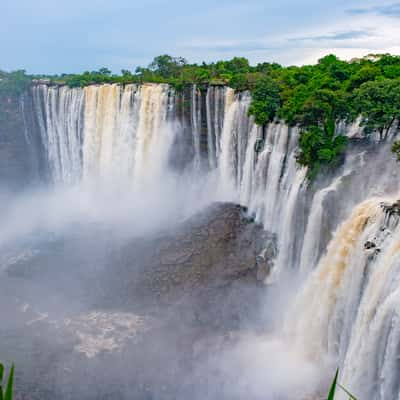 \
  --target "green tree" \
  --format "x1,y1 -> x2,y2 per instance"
347,65 -> 380,90
98,67 -> 111,75
248,76 -> 281,125
297,126 -> 348,179
148,55 -> 187,78
354,79 -> 400,139
224,57 -> 250,74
